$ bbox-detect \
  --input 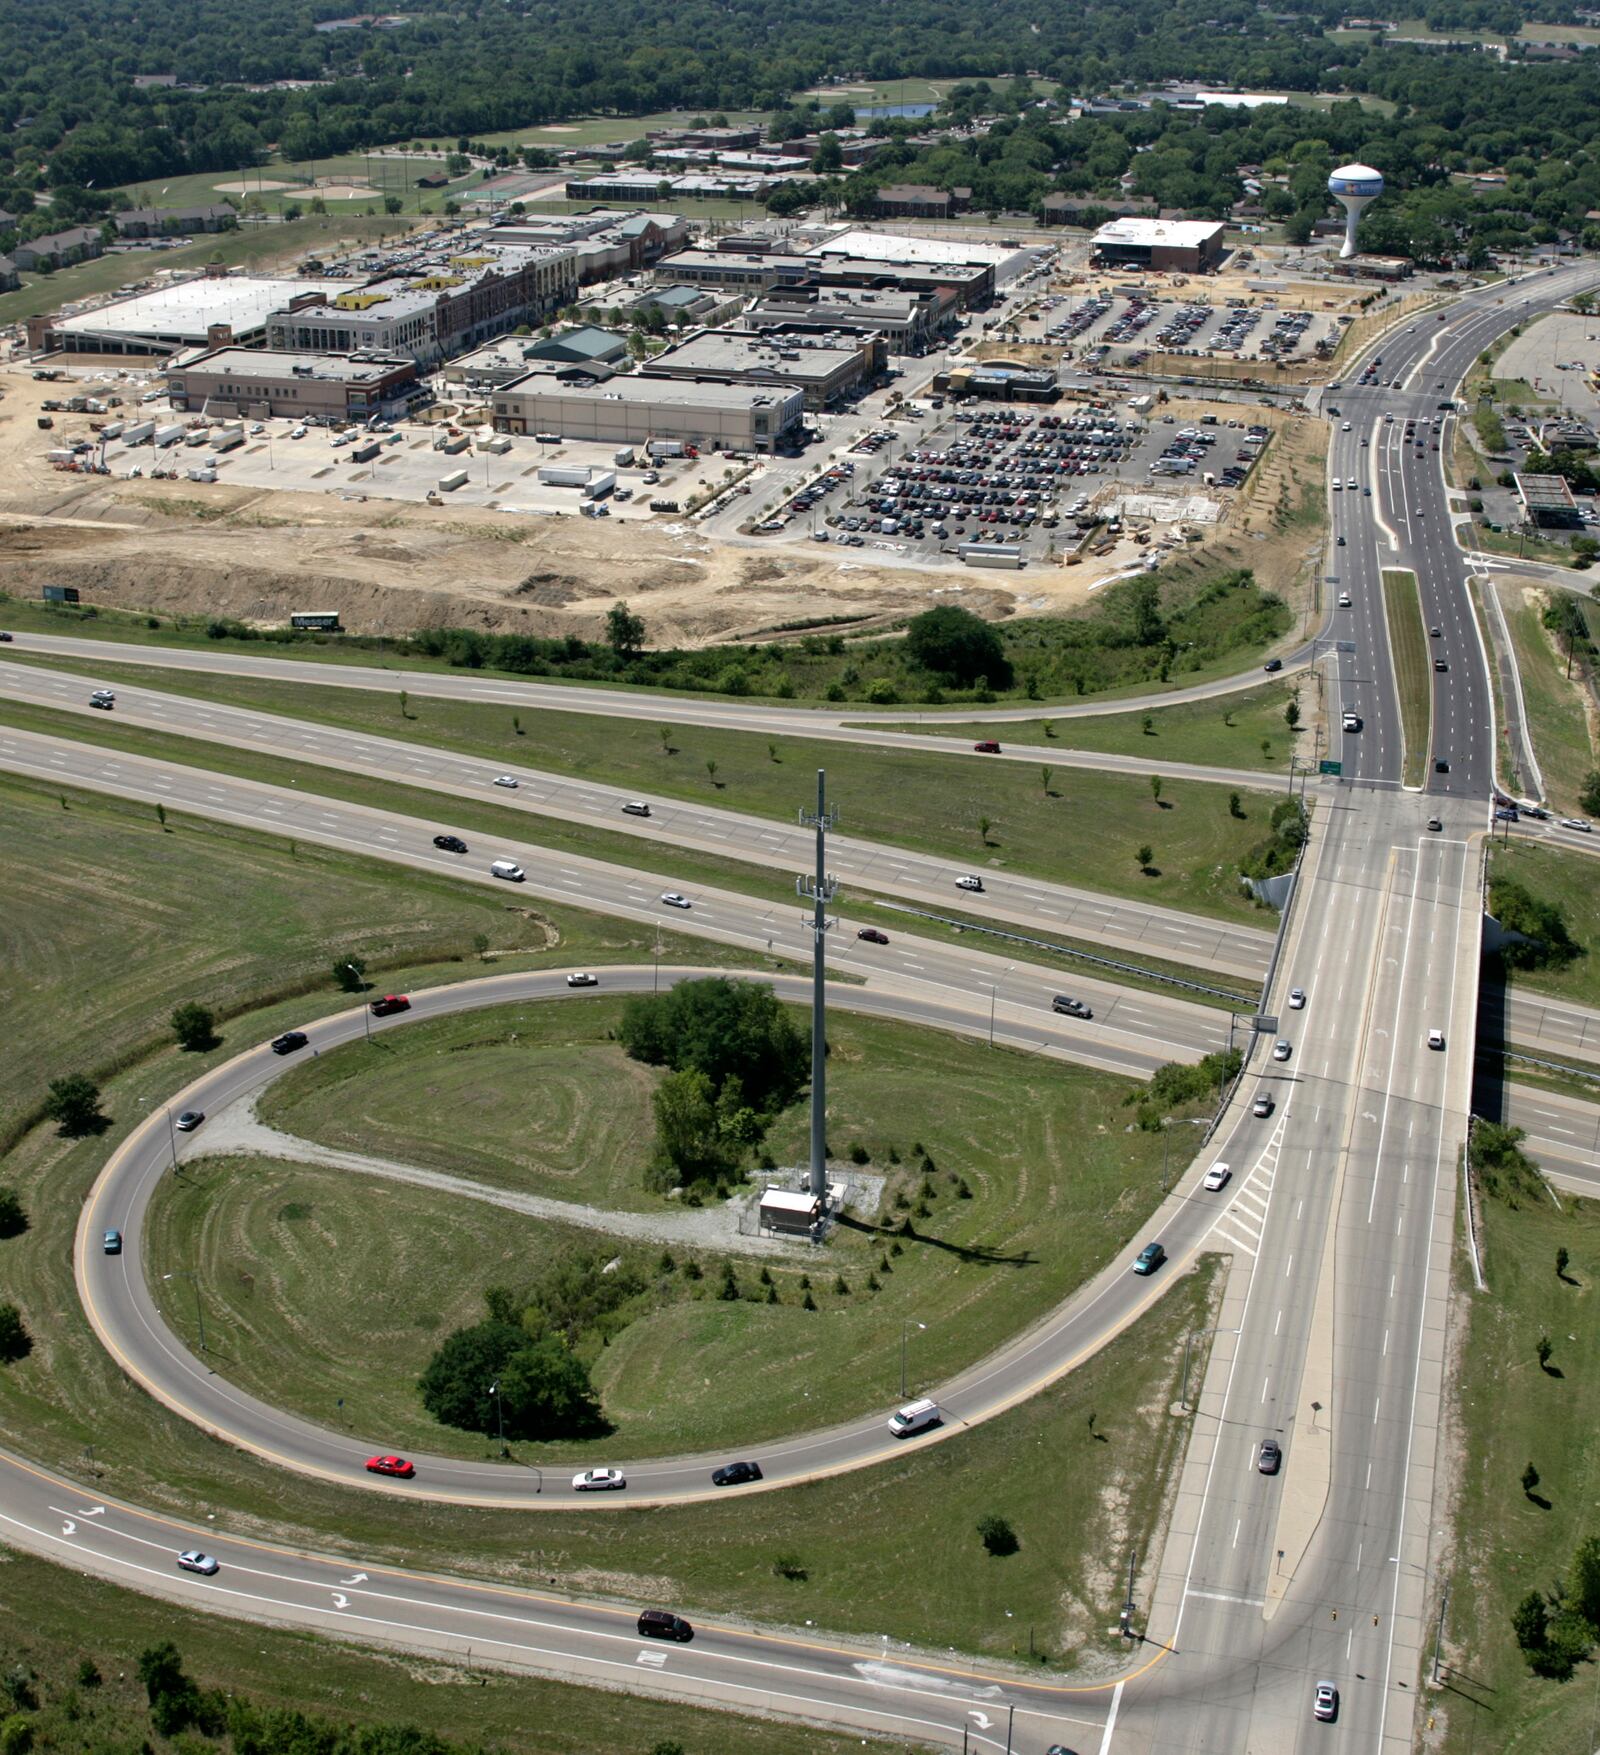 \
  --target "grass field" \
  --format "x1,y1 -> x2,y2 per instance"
0,771 -> 742,1150
257,996 -> 663,1209
1439,1190 -> 1600,1755
1502,590 -> 1597,816
1486,841 -> 1600,1010
152,1002 -> 1173,1458
1381,568 -> 1430,790
3,655 -> 1275,922
0,1544 -> 895,1755
0,213 -> 419,327
880,681 -> 1302,772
